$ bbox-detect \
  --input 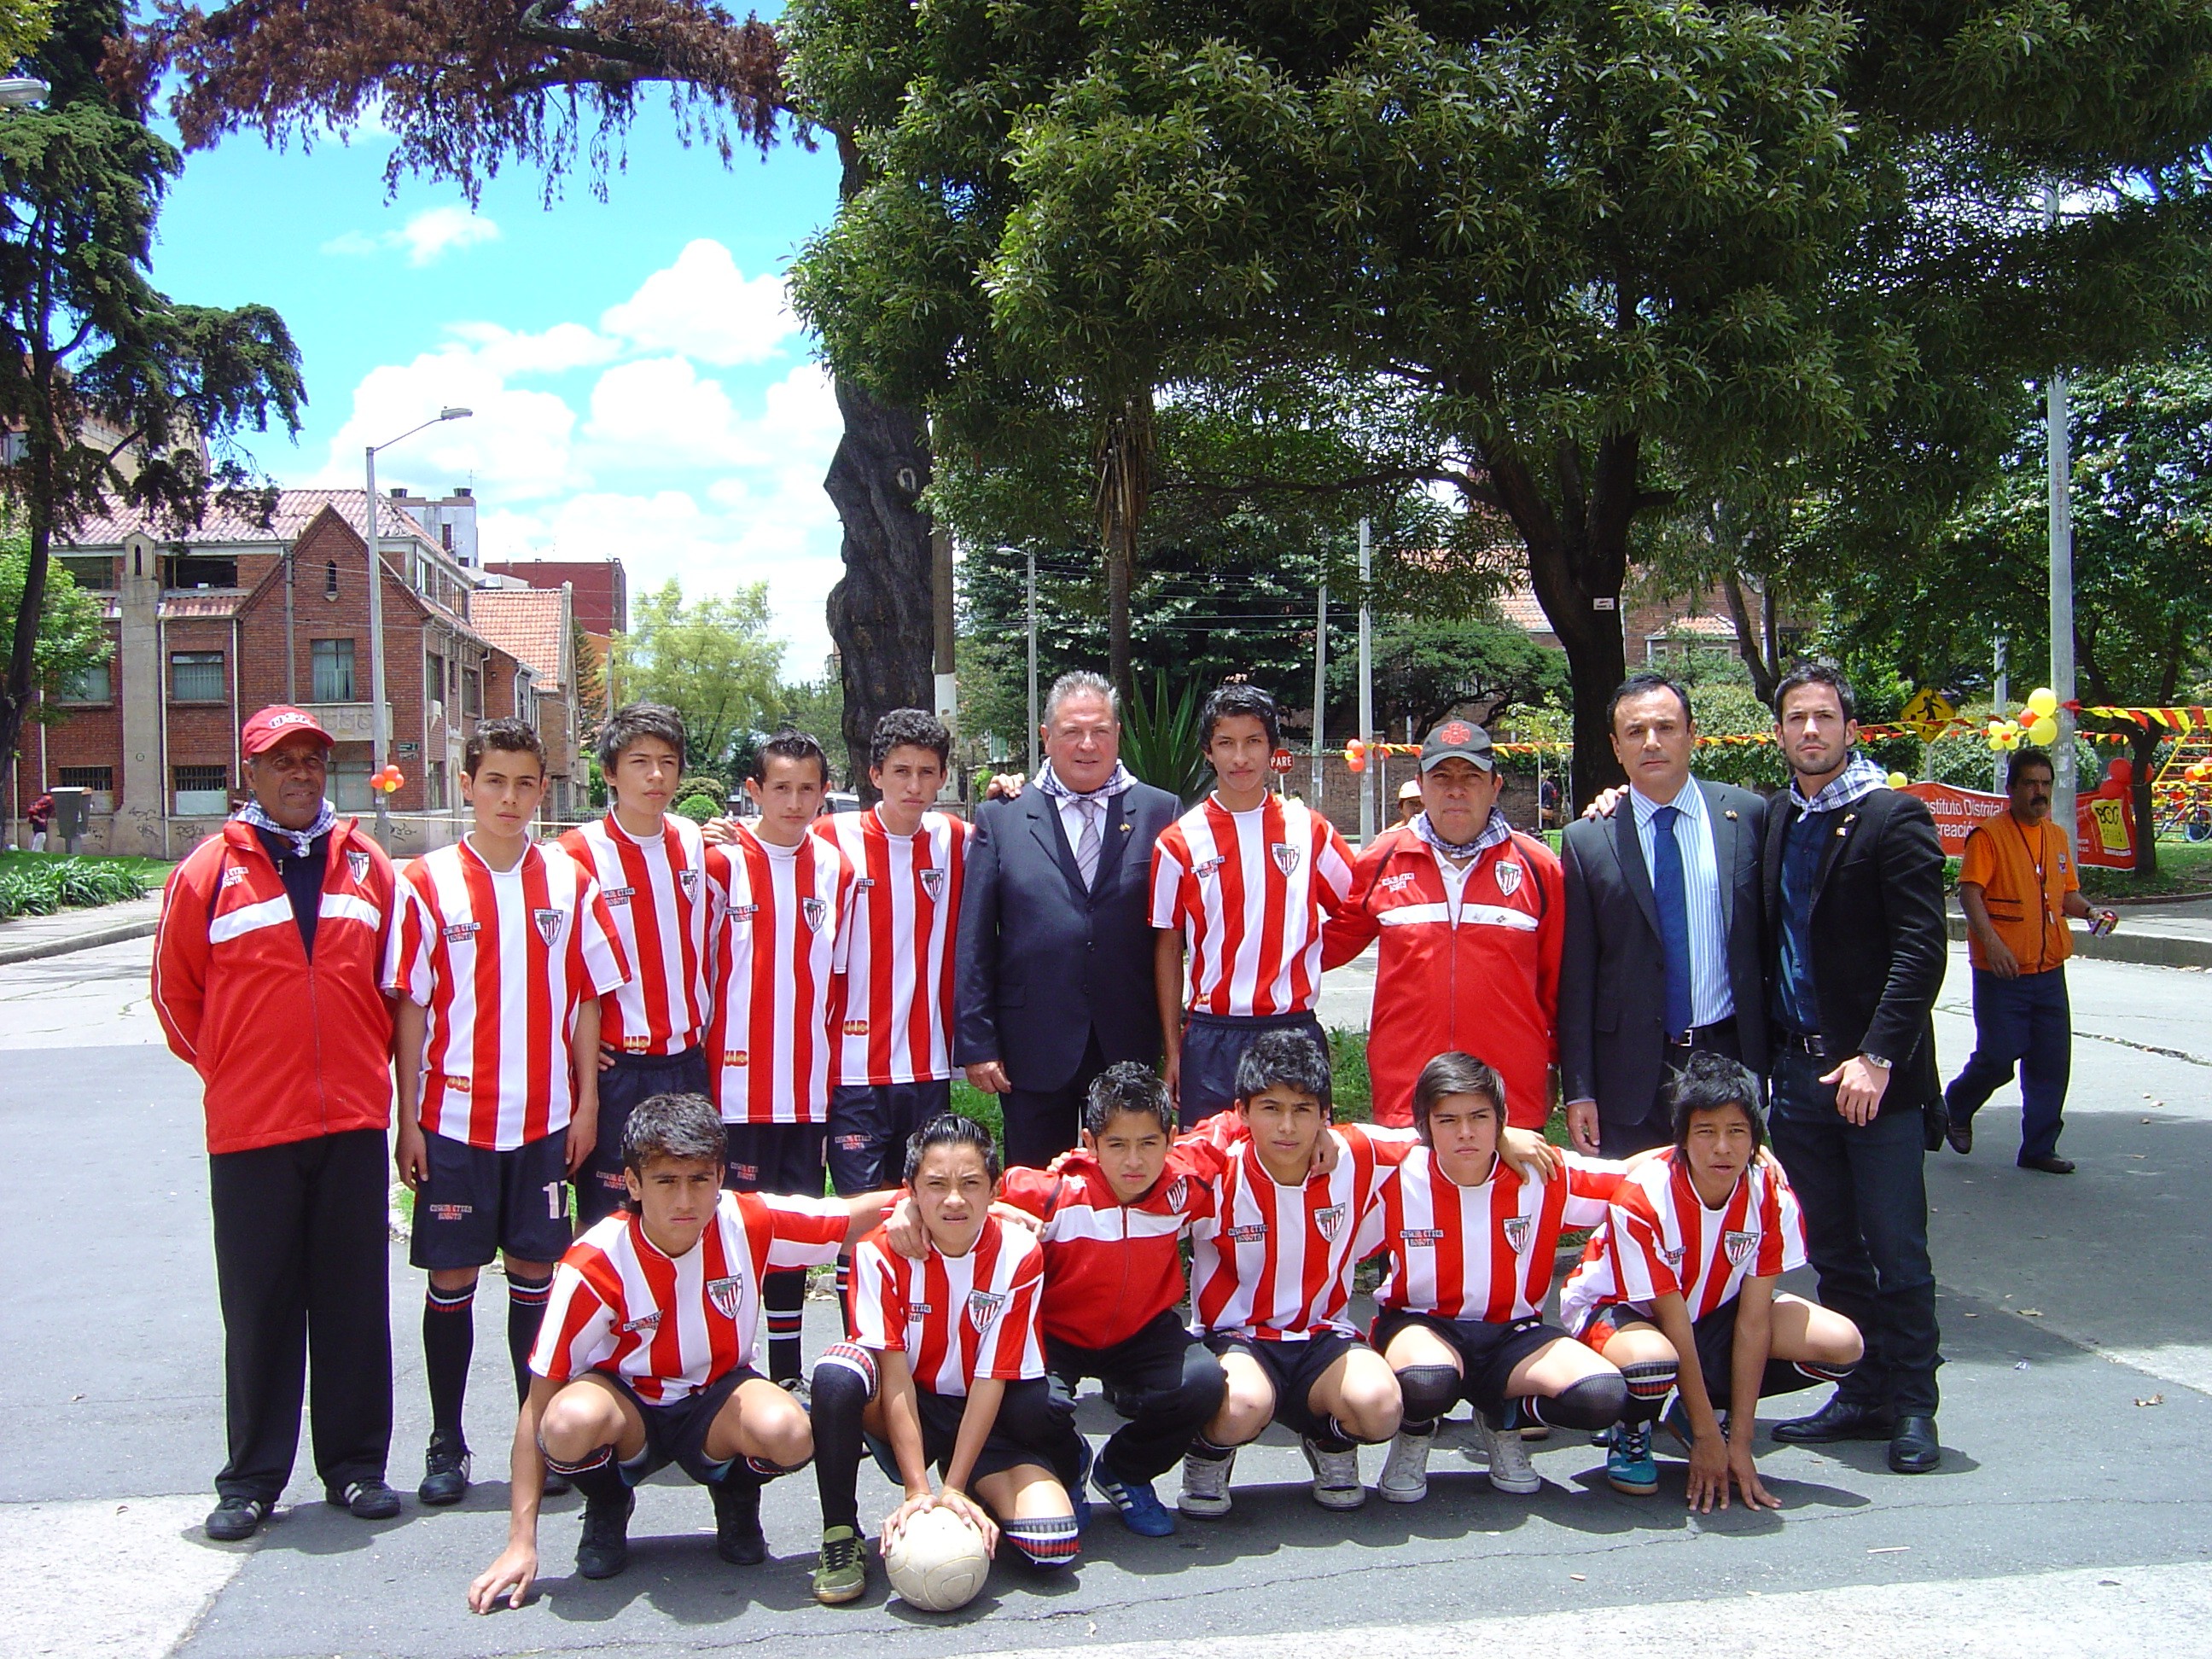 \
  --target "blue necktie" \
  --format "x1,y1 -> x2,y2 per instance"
1652,805 -> 1693,1040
